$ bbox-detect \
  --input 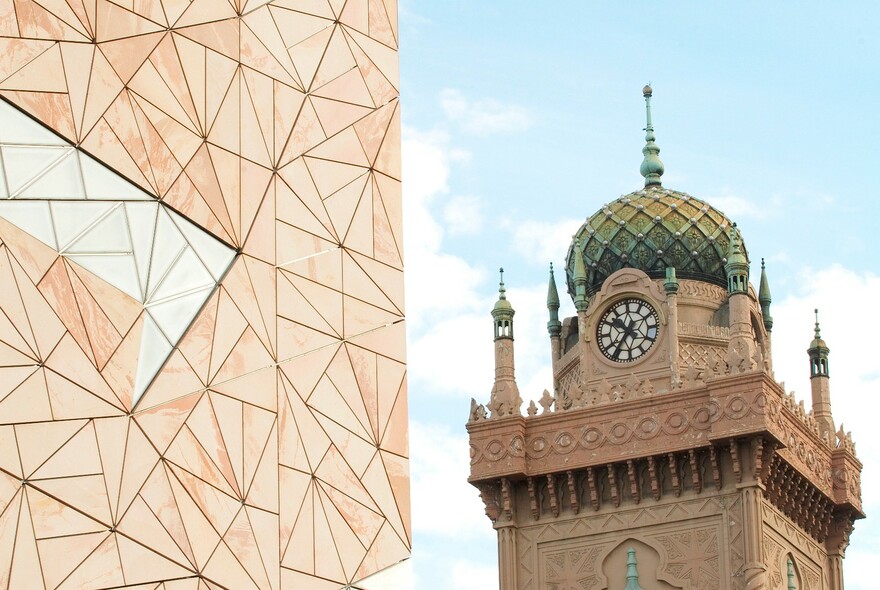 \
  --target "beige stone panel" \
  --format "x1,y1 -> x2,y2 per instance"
117,493 -> 194,566
225,256 -> 276,356
203,529 -> 263,589
131,93 -> 203,178
311,95 -> 373,138
0,45 -> 67,92
368,0 -> 395,48
314,68 -> 375,114
246,506 -> 280,590
175,0 -> 237,28
68,262 -> 125,368
314,445 -> 377,513
207,71 -> 242,159
0,39 -> 54,86
0,365 -> 39,405
278,371 -> 330,470
287,26 -> 333,92
205,288 -> 247,383
0,249 -> 40,354
177,20 -> 240,66
165,462 -> 223,569
240,15 -> 300,89
309,375 -> 372,443
322,178 -> 369,245
373,101 -> 400,180
379,450 -> 409,543
115,418 -> 161,516
210,363 -> 276,412
313,488 -> 346,583
271,80 -> 306,167
45,334 -> 125,410
102,91 -> 159,192
311,26 -> 356,90
92,416 -> 128,519
308,126 -> 371,169
278,465 -> 310,553
278,97 -> 326,166
209,392 -> 245,493
268,5 -> 330,48
0,337 -> 36,366
182,145 -> 237,243
211,326 -> 274,386
70,263 -> 141,337
347,319 -> 405,364
274,224 -> 337,275
280,480 -> 315,572
135,388 -> 203,454
353,100 -> 395,166
36,531 -> 107,589
239,76 -> 274,168
345,343 -> 378,439
55,532 -> 125,589
280,567 -> 344,590
244,419 -> 277,512
359,449 -> 406,546
347,250 -> 403,313
342,295 -> 400,340
27,485 -> 106,538
170,33 -> 207,133
325,345 -> 373,436
320,479 -> 383,548
78,48 -> 126,140
129,94 -> 186,196
100,314 -> 144,410
6,249 -> 66,360
164,170 -> 235,247
14,418 -> 85,477
206,144 -> 243,239
316,483 -> 366,580
58,42 -> 94,136
131,0 -> 167,28
240,179 -> 275,264
95,0 -> 164,42
0,368 -> 52,423
344,28 -> 398,91
0,488 -> 19,588
347,32 -> 396,107
0,468 -> 19,511
339,0 -> 368,35
277,269 -> 342,338
31,420 -> 102,479
167,461 -> 241,534
276,342 -> 337,404
46,368 -> 128,419
177,289 -> 218,385
13,0 -> 88,41
165,424 -> 239,499
372,171 -> 402,265
275,164 -> 336,240
36,0 -> 91,36
138,460 -> 197,565
381,0 -> 397,41
354,520 -> 409,583
0,0 -> 17,35
222,507 -> 273,589
376,354 -> 403,435
240,400 -> 275,490
314,411 -> 374,478
280,246 -> 342,296
117,533 -> 196,583
99,32 -> 164,90
81,117 -> 152,192
0,425 -> 22,477
240,158 -> 273,242
0,215 -> 58,284
378,373 -> 406,457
